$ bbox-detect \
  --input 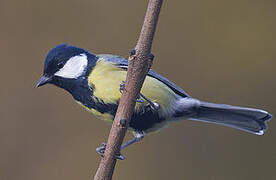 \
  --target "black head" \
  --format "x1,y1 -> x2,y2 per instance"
36,44 -> 97,90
